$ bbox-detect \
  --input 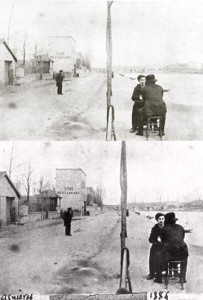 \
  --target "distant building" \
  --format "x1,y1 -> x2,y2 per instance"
49,36 -> 77,73
188,62 -> 203,70
56,168 -> 86,214
33,55 -> 54,74
21,189 -> 61,213
41,189 -> 61,211
0,172 -> 20,227
0,39 -> 17,85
